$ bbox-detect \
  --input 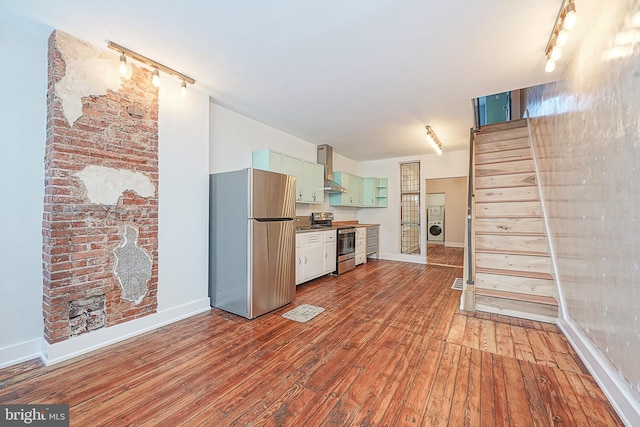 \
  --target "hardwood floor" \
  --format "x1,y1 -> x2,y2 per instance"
0,259 -> 622,426
427,243 -> 464,267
